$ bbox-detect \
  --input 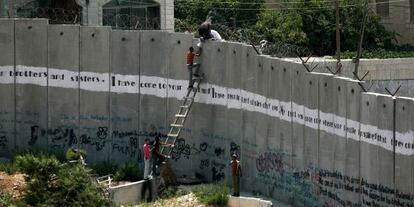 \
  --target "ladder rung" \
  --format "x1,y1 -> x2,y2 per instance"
175,114 -> 186,118
171,124 -> 184,128
180,105 -> 190,108
167,133 -> 179,137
